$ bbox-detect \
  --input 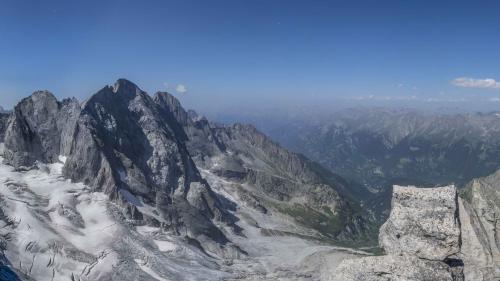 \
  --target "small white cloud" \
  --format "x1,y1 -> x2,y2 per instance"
176,84 -> 187,94
163,82 -> 169,89
489,97 -> 500,102
451,77 -> 500,89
